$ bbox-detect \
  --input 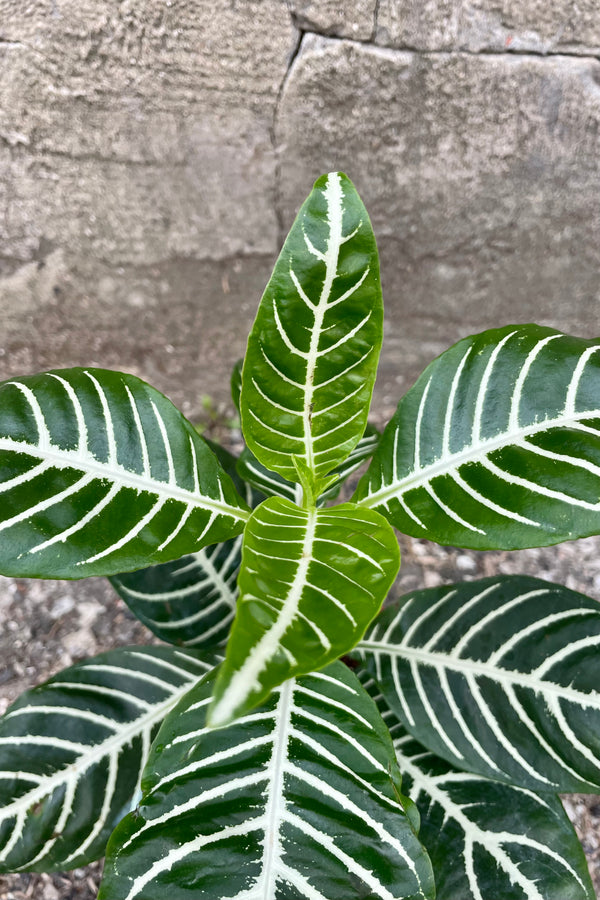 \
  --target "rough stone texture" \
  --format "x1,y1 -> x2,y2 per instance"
277,35 -> 600,400
0,0 -> 296,413
2,2 -> 600,893
0,253 -> 274,423
375,0 -> 600,54
0,0 -> 294,263
285,0 -> 600,54
288,0 -> 376,40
